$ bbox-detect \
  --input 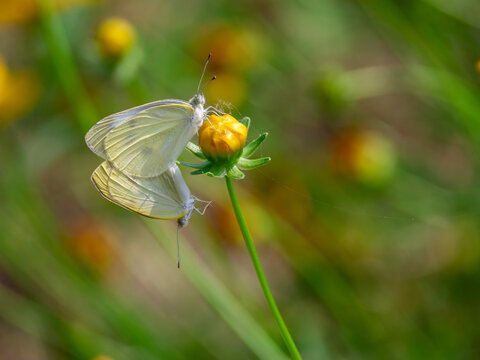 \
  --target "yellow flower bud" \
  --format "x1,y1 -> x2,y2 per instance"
96,17 -> 136,60
199,114 -> 248,162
